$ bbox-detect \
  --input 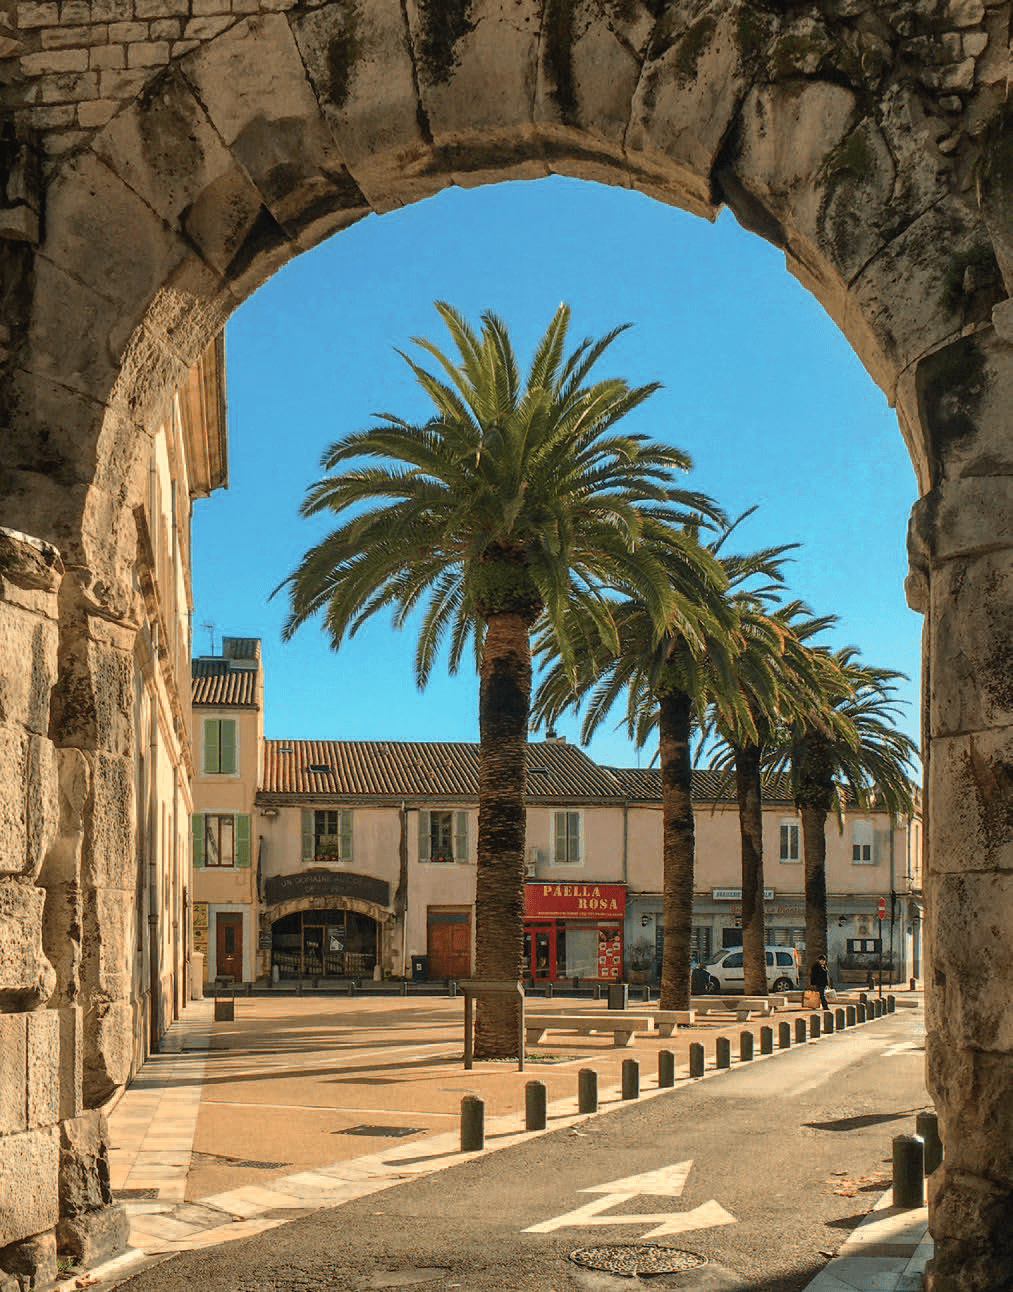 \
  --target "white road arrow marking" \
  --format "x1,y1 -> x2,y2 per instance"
522,1160 -> 737,1237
